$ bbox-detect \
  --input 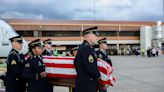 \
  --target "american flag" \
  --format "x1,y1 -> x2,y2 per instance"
43,56 -> 115,86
